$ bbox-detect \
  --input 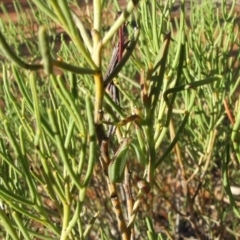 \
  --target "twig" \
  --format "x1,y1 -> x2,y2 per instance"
103,12 -> 128,138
